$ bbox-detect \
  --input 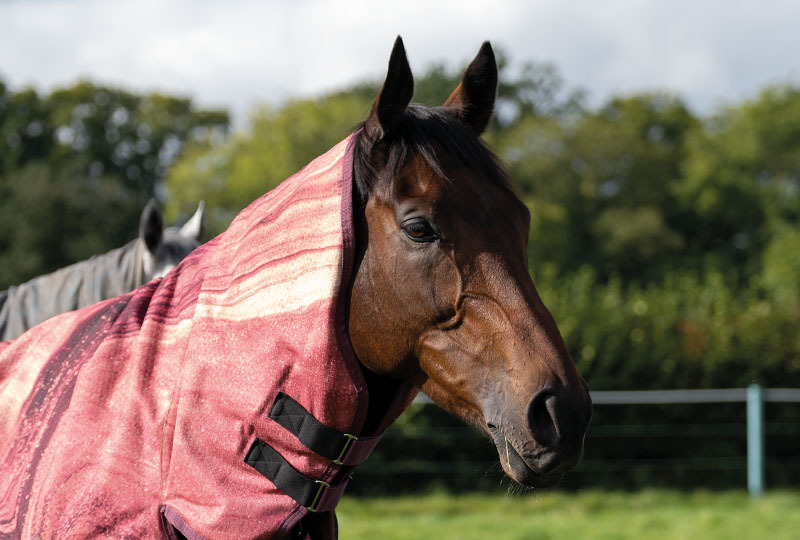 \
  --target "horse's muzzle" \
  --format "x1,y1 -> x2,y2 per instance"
528,384 -> 592,474
487,383 -> 592,487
